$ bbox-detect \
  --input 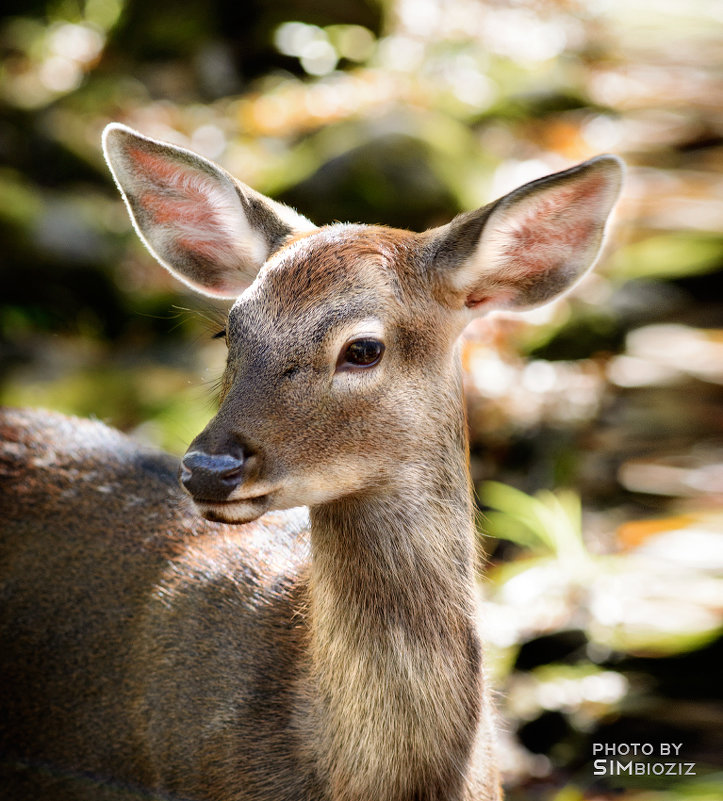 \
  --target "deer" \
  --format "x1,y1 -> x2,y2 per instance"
0,123 -> 623,801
